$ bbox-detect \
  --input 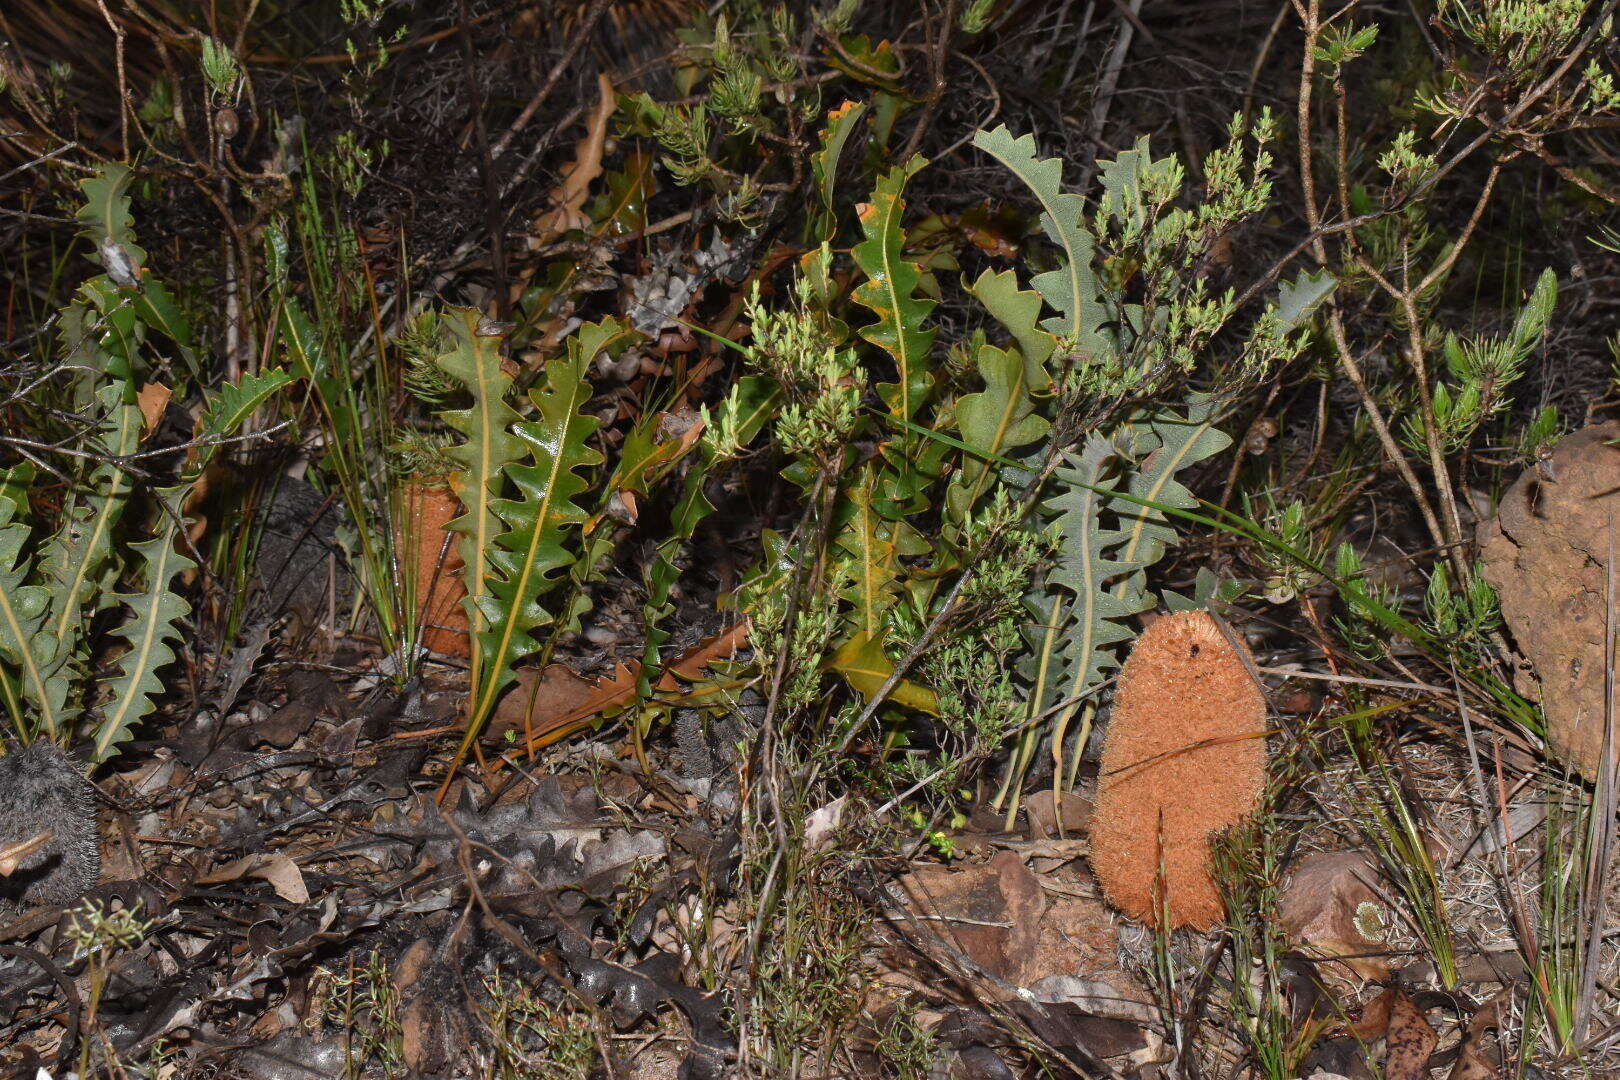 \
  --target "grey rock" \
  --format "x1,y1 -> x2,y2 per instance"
0,740 -> 100,908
